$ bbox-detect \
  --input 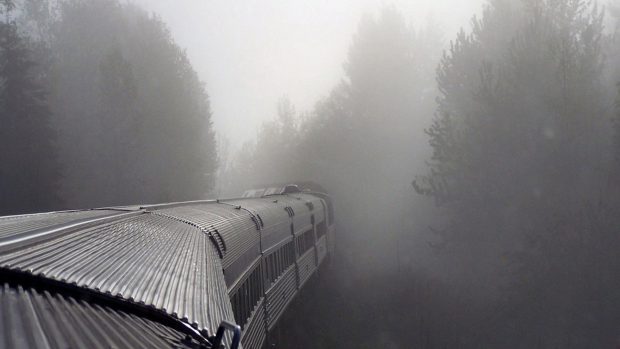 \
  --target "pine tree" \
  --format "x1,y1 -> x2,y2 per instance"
615,83 -> 620,163
415,0 -> 607,231
415,0 -> 613,346
97,47 -> 140,204
0,0 -> 58,214
46,0 -> 218,207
